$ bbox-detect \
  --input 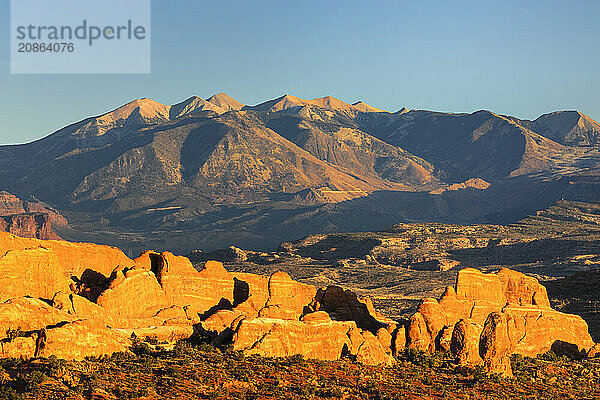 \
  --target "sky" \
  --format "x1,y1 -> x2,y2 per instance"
1,0 -> 599,145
